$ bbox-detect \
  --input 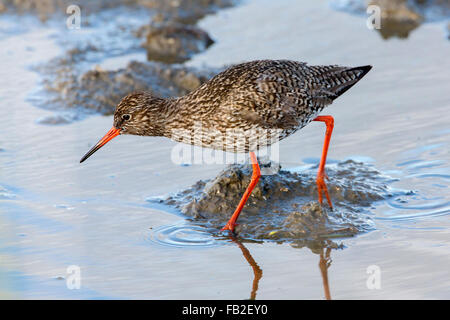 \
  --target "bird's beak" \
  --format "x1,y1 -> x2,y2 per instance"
80,127 -> 120,163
